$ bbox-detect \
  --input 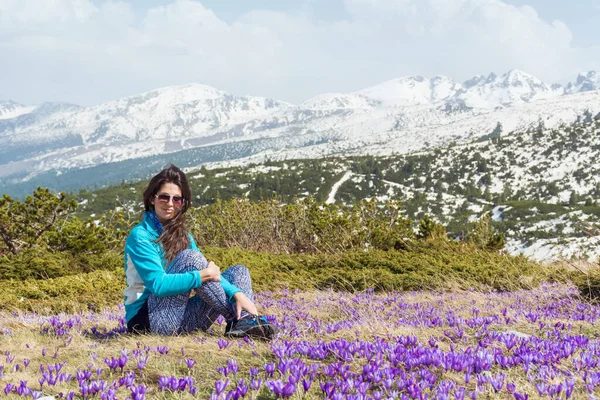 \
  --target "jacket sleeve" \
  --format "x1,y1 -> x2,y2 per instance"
127,233 -> 201,297
189,235 -> 242,301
